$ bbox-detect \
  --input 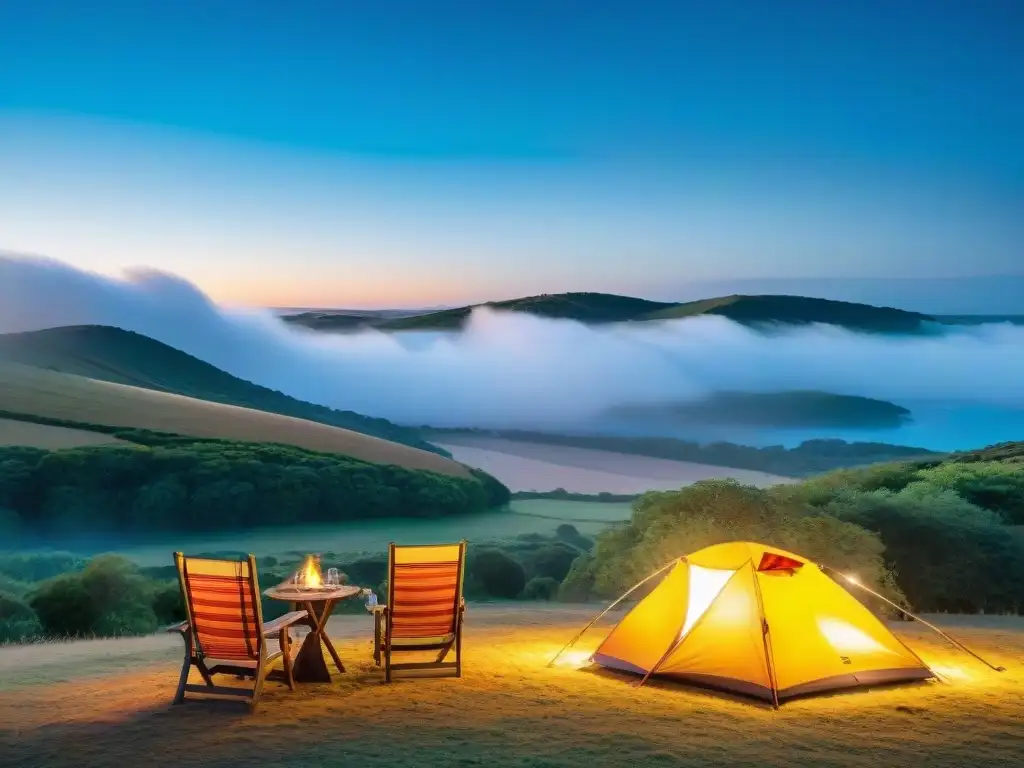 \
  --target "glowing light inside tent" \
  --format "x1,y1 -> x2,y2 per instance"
680,565 -> 735,639
817,618 -> 889,654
